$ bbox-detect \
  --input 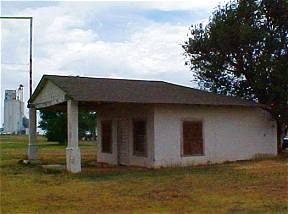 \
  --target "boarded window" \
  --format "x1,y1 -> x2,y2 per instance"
133,120 -> 147,156
182,121 -> 204,156
101,120 -> 112,153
